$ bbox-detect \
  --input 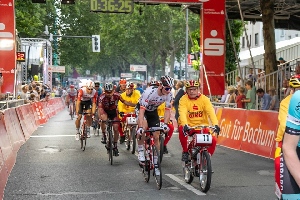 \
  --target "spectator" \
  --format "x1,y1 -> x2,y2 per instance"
256,88 -> 272,110
136,83 -> 144,95
245,68 -> 257,83
282,79 -> 291,98
268,87 -> 280,111
41,92 -> 51,102
235,86 -> 246,108
173,80 -> 184,121
20,85 -> 31,104
241,80 -> 256,110
235,76 -> 242,88
220,80 -> 229,103
226,86 -> 236,103
256,69 -> 265,89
